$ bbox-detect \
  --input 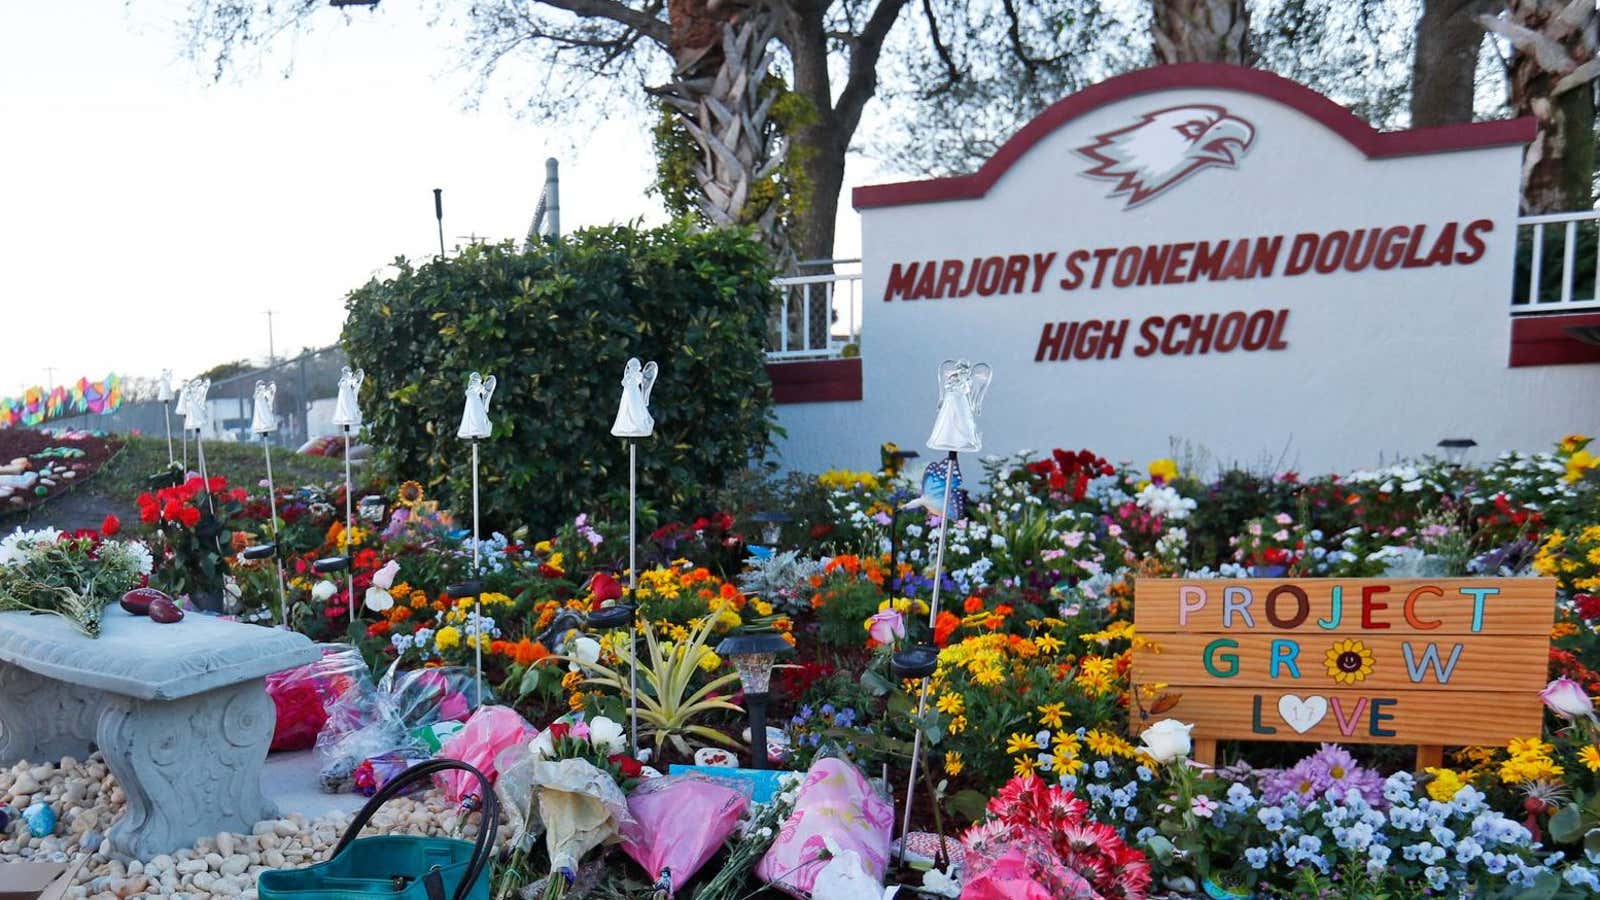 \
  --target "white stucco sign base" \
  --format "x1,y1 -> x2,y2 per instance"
773,64 -> 1599,475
